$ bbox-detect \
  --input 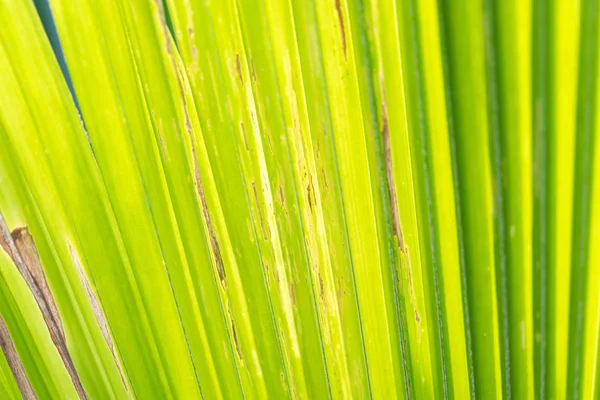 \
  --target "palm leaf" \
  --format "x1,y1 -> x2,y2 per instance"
0,0 -> 599,398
